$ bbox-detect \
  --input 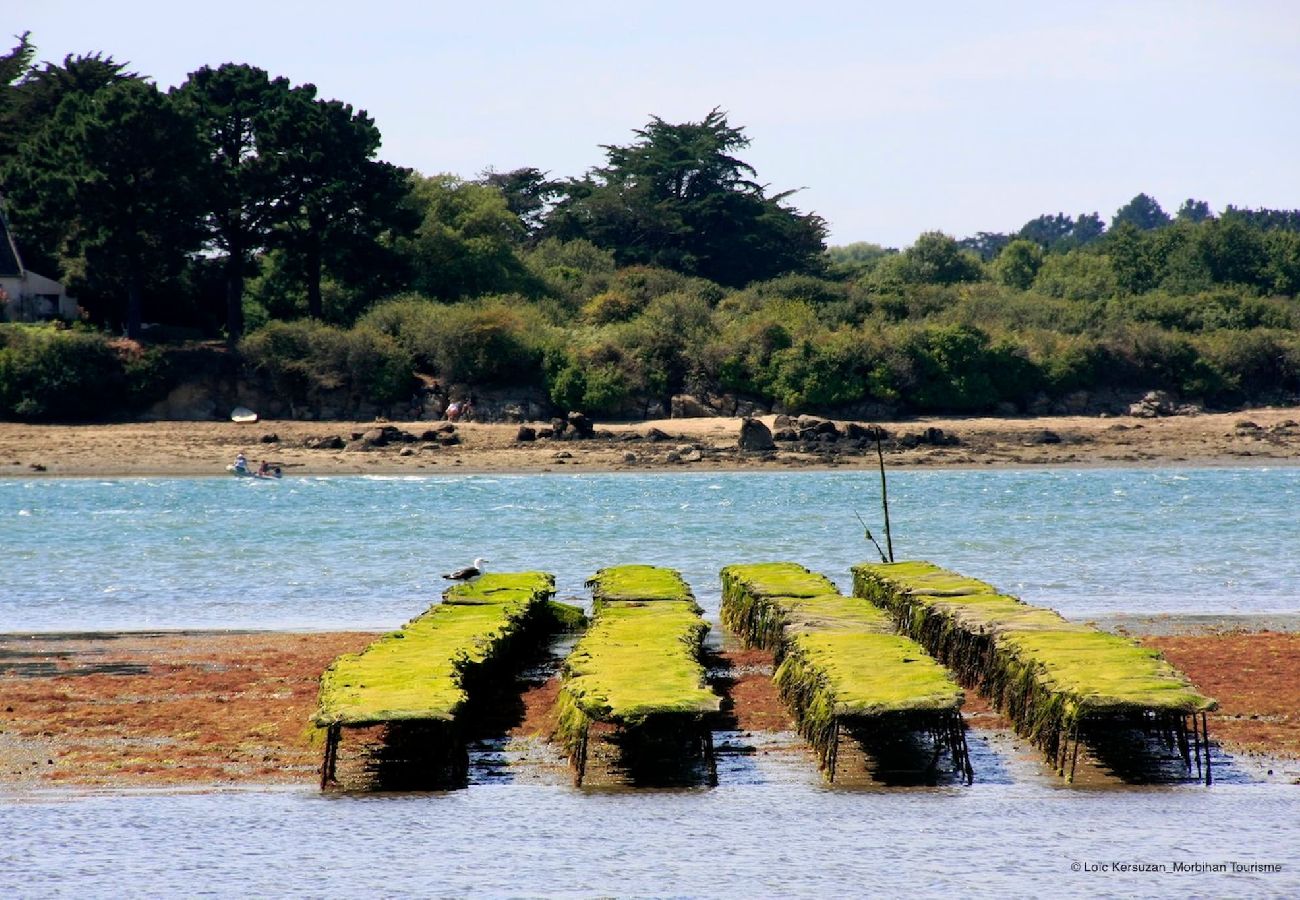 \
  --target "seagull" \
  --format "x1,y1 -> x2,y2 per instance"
443,557 -> 489,581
